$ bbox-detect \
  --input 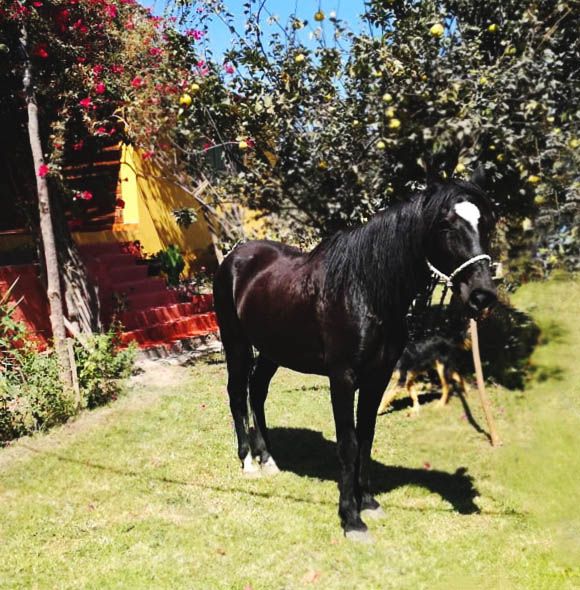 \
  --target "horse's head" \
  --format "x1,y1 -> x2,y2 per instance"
425,169 -> 497,316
